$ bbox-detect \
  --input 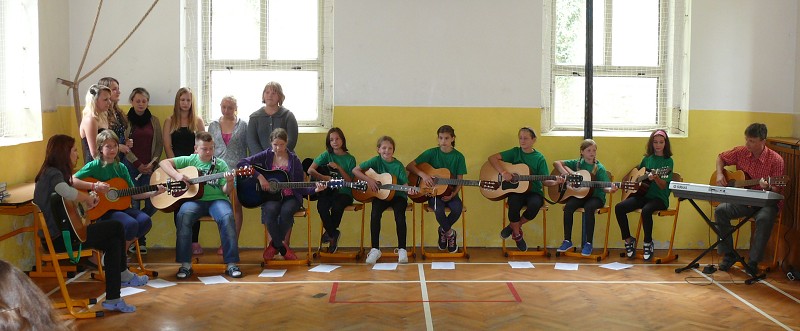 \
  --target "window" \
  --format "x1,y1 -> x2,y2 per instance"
184,0 -> 332,127
543,0 -> 688,134
0,0 -> 41,146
